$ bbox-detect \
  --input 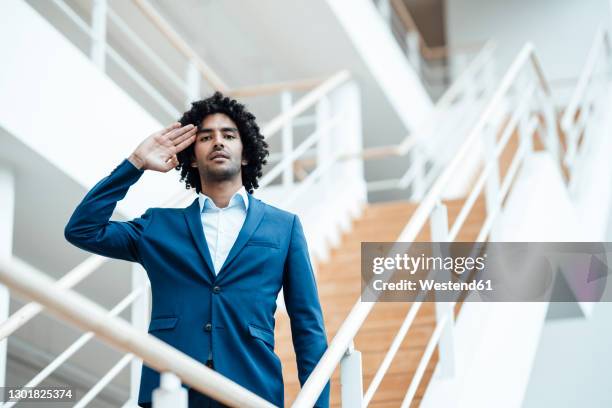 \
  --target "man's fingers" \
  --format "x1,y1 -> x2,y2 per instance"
173,127 -> 197,146
163,155 -> 179,171
167,124 -> 196,141
175,134 -> 197,153
160,122 -> 181,136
